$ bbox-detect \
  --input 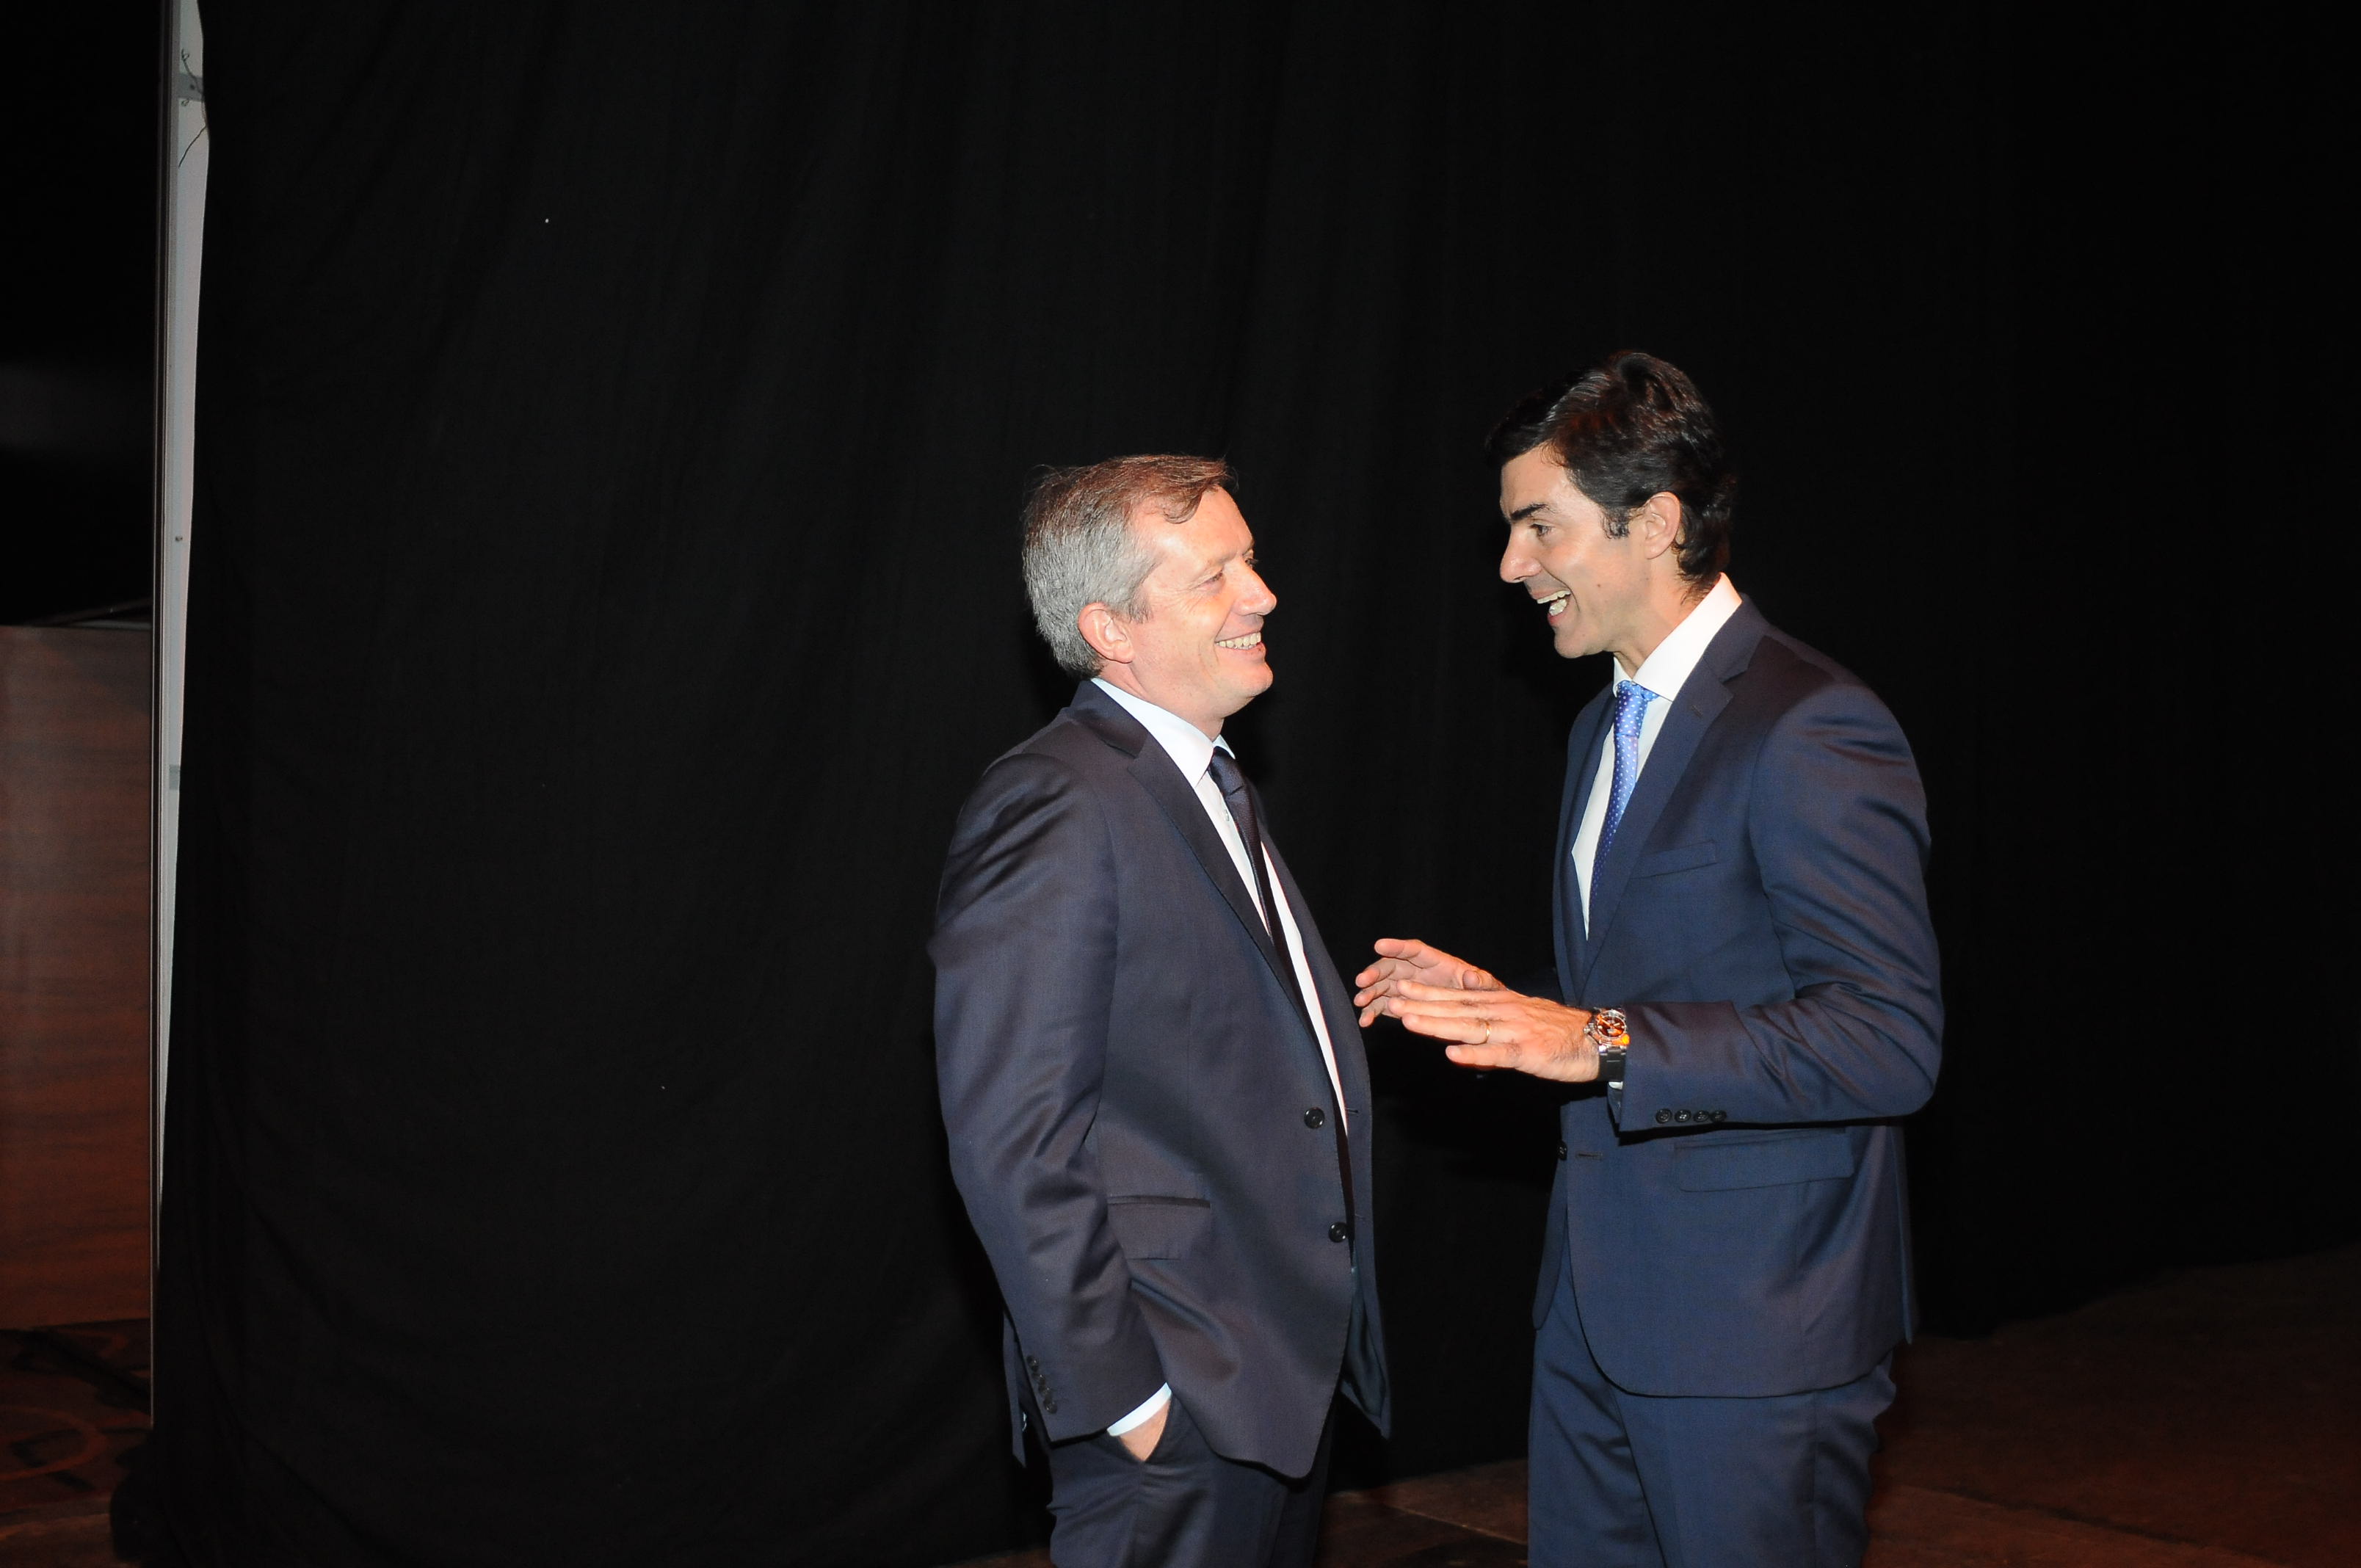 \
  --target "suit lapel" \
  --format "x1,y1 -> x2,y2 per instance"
1555,691 -> 1614,992
1573,606 -> 1763,993
1067,684 -> 1310,1020
1131,746 -> 1286,965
